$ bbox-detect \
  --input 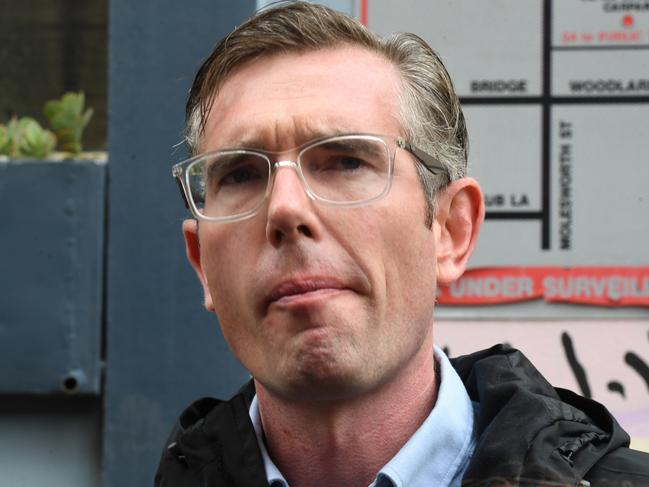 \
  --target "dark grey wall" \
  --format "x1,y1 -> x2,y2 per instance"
106,2 -> 255,485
